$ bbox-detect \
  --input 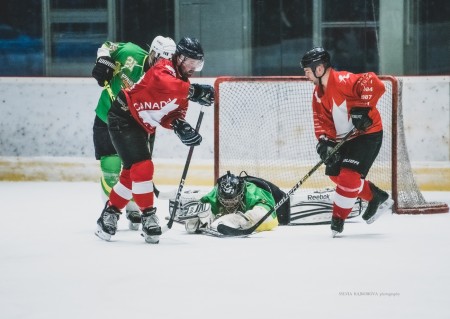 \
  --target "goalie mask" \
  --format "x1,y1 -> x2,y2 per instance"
217,171 -> 245,212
